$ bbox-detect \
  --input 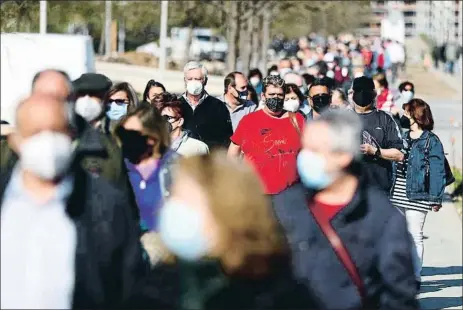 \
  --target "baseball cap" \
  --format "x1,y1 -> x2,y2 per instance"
352,76 -> 375,92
